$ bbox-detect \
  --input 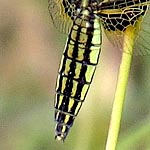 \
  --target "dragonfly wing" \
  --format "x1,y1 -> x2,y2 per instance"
97,1 -> 150,55
134,7 -> 150,55
49,0 -> 80,34
49,0 -> 72,33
